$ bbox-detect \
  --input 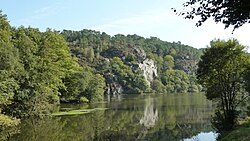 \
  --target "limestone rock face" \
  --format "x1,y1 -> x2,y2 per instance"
139,59 -> 157,85
103,46 -> 157,95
